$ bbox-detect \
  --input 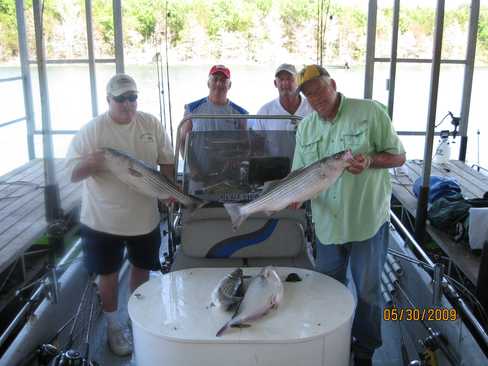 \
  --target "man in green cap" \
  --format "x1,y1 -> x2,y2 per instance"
292,65 -> 406,366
